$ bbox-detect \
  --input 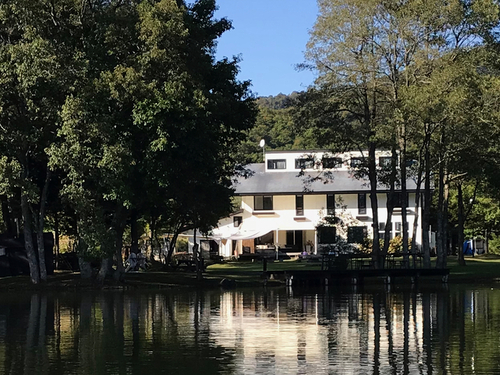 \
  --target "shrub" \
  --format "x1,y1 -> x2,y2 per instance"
387,236 -> 412,254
